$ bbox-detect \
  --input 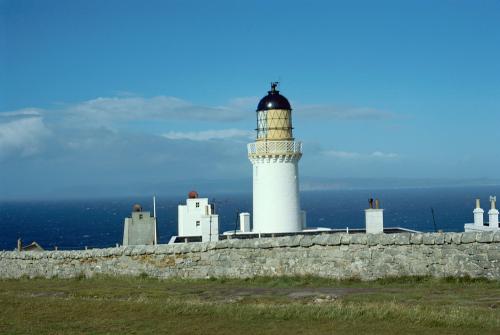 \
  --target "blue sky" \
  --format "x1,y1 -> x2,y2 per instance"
1,0 -> 499,198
